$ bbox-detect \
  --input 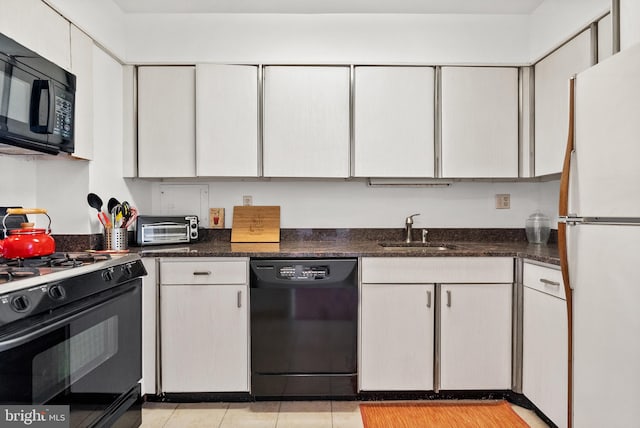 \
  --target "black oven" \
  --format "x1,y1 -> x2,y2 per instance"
0,255 -> 145,428
0,32 -> 75,155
